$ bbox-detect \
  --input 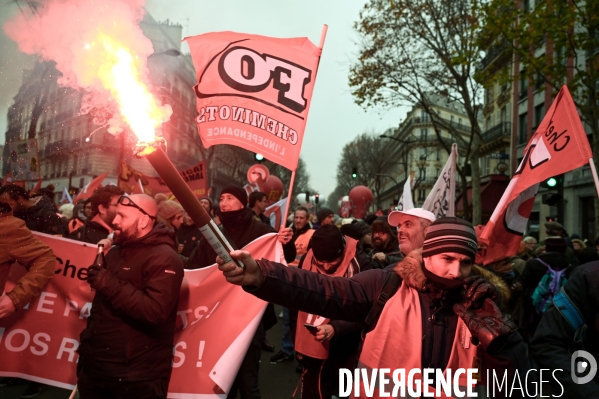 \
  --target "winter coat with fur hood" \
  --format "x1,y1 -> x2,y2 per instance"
245,250 -> 530,397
